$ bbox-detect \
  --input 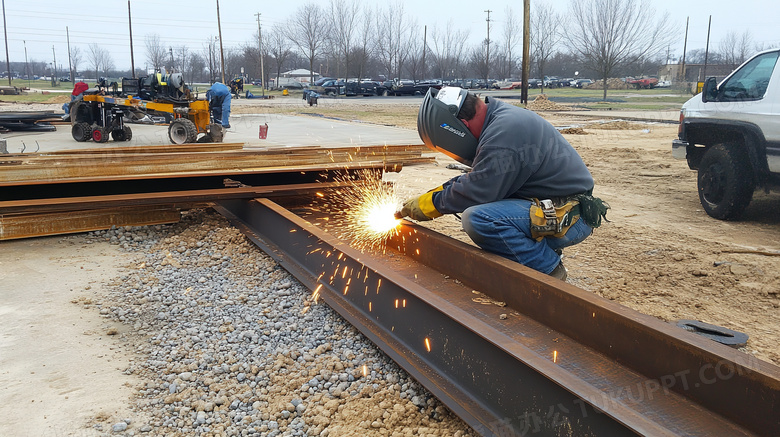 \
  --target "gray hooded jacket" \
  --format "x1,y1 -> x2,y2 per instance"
432,98 -> 594,214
